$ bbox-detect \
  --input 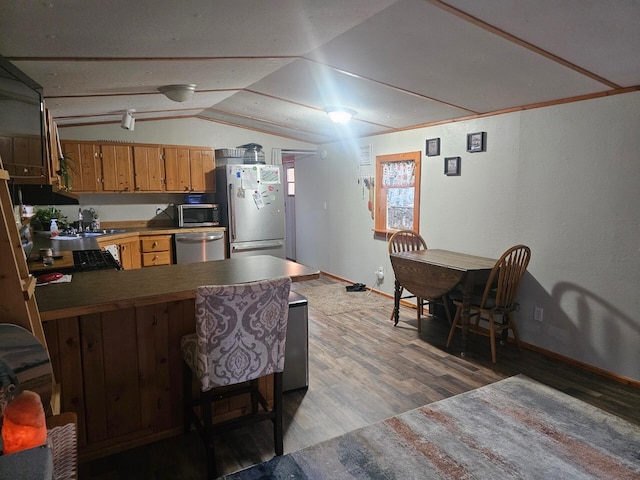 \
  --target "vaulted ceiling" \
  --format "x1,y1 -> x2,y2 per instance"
1,0 -> 639,144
